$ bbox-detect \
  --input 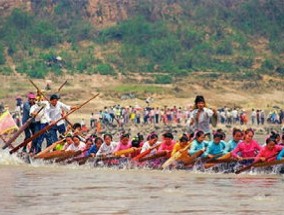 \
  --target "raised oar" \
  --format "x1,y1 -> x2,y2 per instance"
57,80 -> 68,92
29,79 -> 49,101
2,106 -> 44,150
132,143 -> 162,162
161,143 -> 192,169
29,79 -> 74,127
34,138 -> 66,159
10,93 -> 99,154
